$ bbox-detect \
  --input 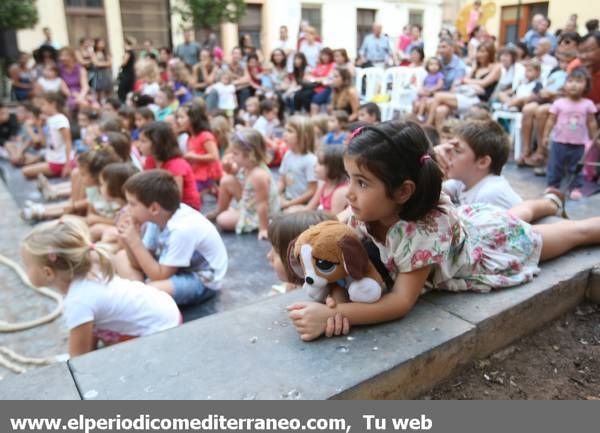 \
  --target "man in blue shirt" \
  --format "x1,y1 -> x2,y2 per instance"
175,30 -> 201,67
437,38 -> 467,91
522,14 -> 557,55
358,23 -> 392,67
